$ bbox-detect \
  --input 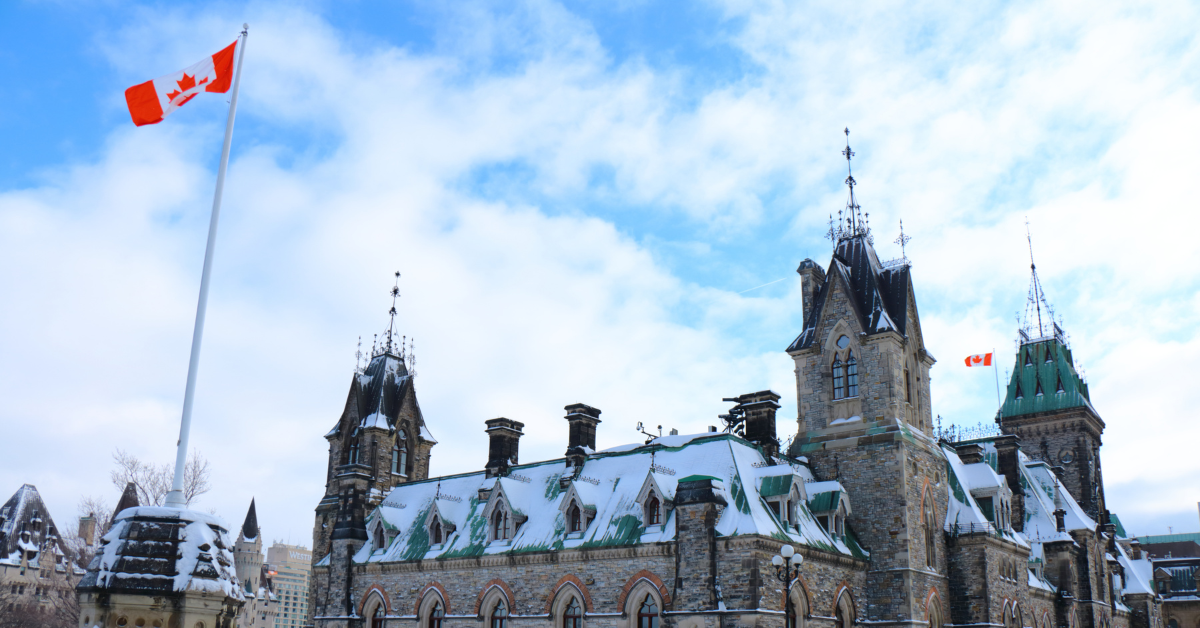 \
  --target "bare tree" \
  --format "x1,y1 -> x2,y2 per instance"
110,449 -> 211,507
62,495 -> 113,570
